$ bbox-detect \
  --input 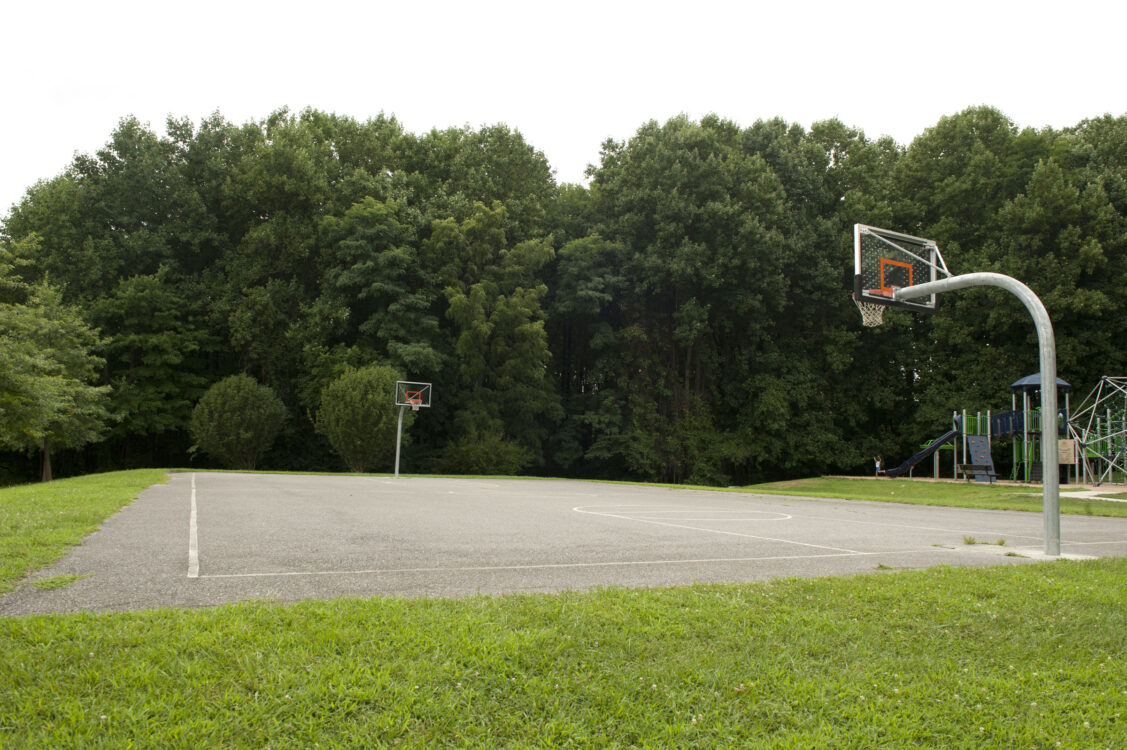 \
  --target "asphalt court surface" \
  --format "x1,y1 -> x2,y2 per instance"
4,472 -> 1127,615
